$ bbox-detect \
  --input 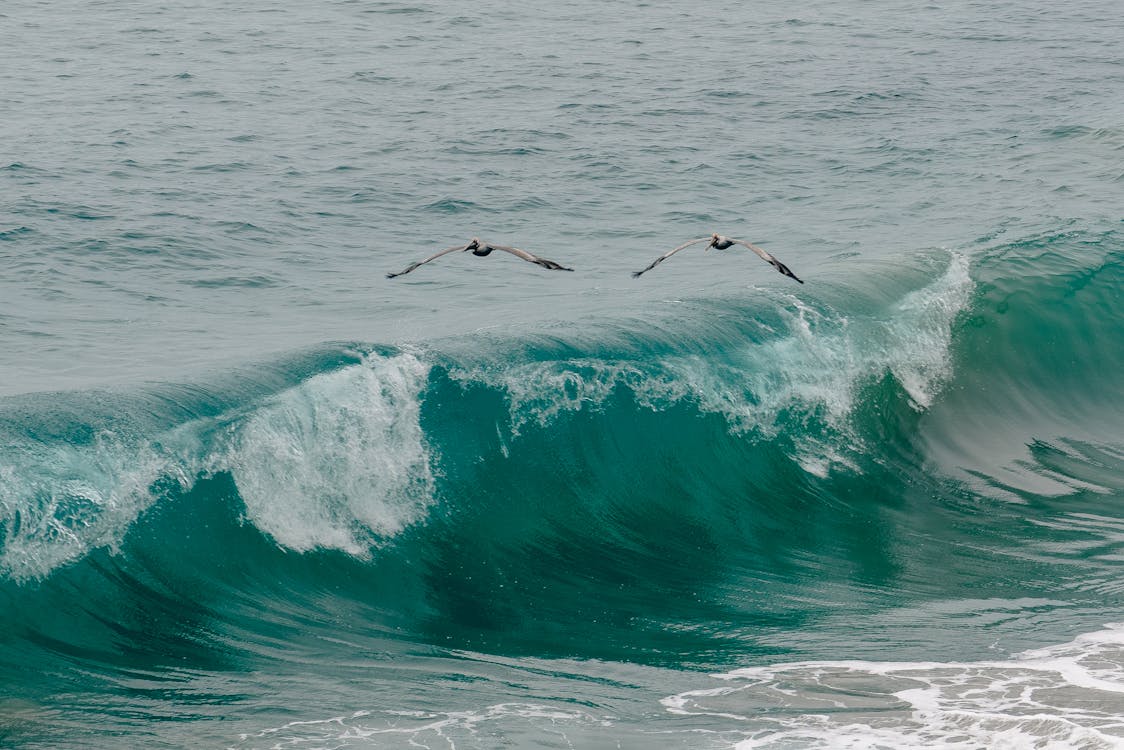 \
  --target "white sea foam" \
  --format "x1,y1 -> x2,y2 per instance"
231,703 -> 613,749
218,351 -> 434,555
678,253 -> 973,435
885,252 -> 974,410
0,350 -> 436,580
455,253 -> 974,476
0,429 -> 176,581
663,622 -> 1124,749
451,359 -> 661,434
